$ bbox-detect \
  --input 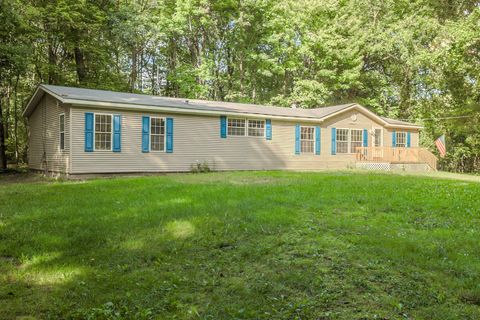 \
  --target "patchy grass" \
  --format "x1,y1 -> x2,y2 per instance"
0,171 -> 480,319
